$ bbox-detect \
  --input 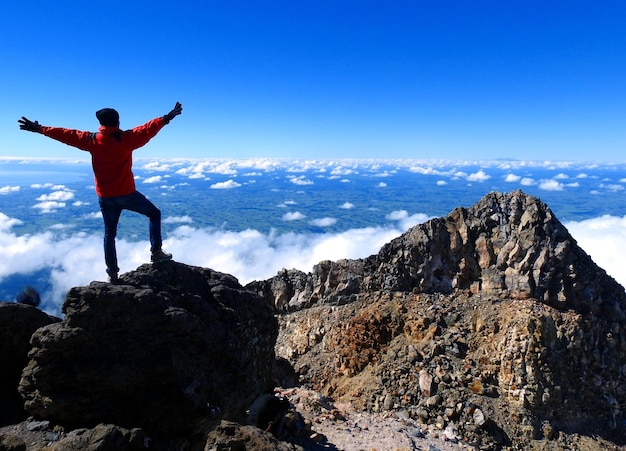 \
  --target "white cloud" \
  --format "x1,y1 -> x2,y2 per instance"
565,215 -> 626,289
310,217 -> 337,227
282,212 -> 306,221
164,215 -> 193,224
466,170 -> 491,182
386,210 -> 409,221
340,202 -> 355,209
539,179 -> 564,191
436,180 -> 447,186
33,201 -> 66,213
600,184 -> 624,192
554,173 -> 569,179
521,177 -> 536,186
210,180 -> 242,189
143,176 -> 163,184
376,182 -> 387,188
288,175 -> 314,186
36,190 -> 74,202
504,173 -> 521,182
0,186 -> 20,194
